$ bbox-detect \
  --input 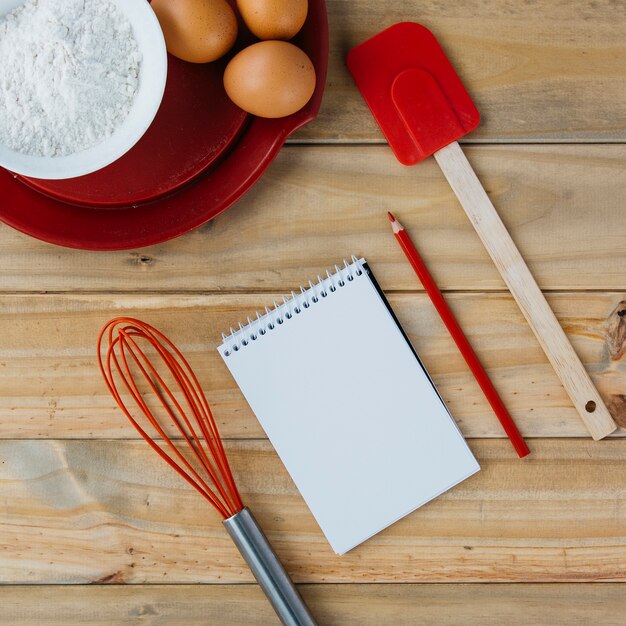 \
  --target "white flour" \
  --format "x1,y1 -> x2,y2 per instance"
0,0 -> 141,157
